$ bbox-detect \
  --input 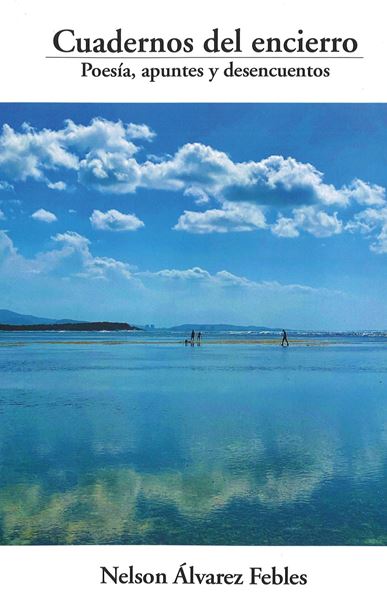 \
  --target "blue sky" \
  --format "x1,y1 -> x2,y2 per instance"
0,103 -> 386,329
